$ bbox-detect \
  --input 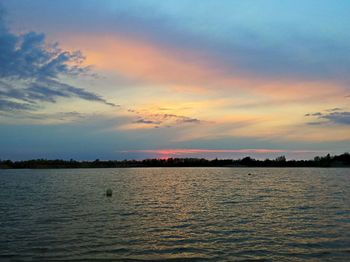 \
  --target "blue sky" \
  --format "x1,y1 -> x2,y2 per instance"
1,0 -> 350,160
